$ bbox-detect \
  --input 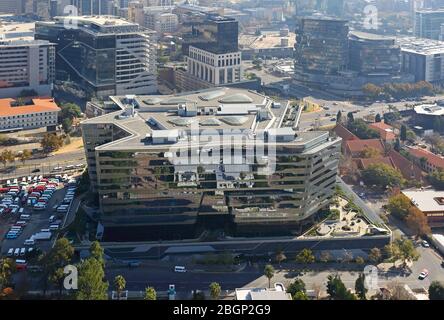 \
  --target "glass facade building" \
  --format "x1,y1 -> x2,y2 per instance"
81,88 -> 341,237
349,31 -> 401,76
35,16 -> 157,98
